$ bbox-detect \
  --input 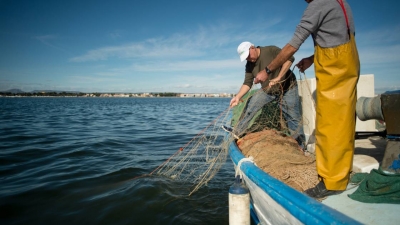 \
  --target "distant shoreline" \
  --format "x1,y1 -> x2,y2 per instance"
0,95 -> 232,98
0,90 -> 234,98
